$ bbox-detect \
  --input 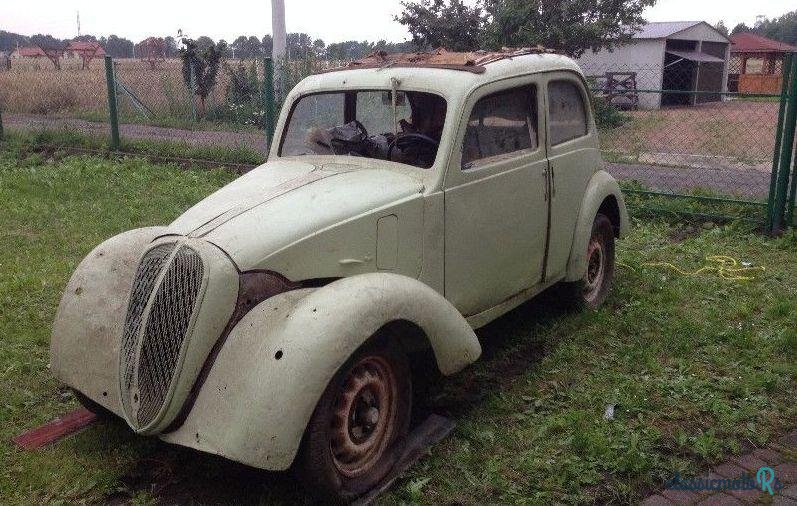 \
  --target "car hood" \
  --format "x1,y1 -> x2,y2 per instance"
167,158 -> 424,269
